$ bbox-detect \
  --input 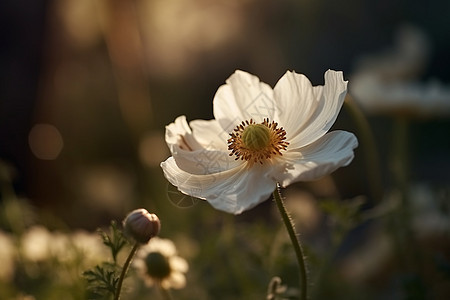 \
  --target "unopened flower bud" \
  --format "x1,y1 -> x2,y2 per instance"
123,209 -> 160,244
